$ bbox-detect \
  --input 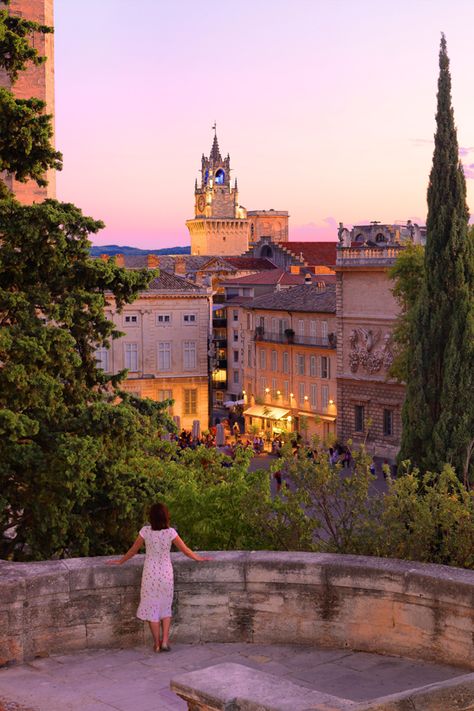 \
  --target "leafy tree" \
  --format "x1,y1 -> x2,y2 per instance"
0,2 -> 173,560
389,243 -> 425,382
399,35 -> 474,484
